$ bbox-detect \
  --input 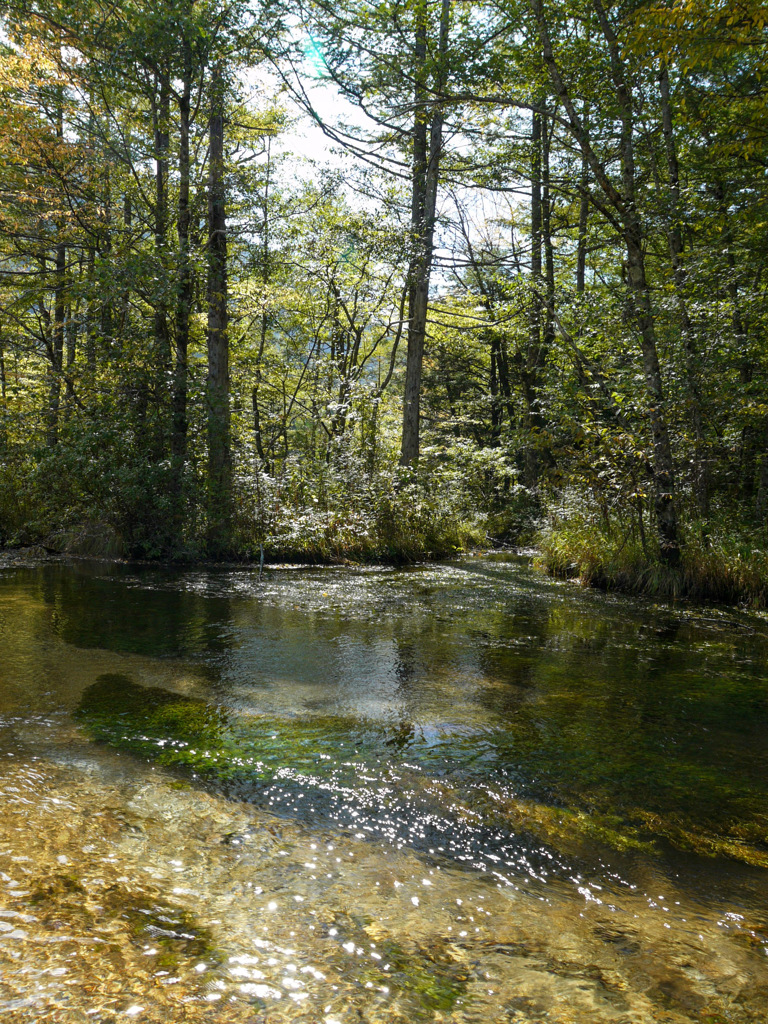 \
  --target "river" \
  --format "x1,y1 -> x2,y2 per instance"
0,554 -> 767,1023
